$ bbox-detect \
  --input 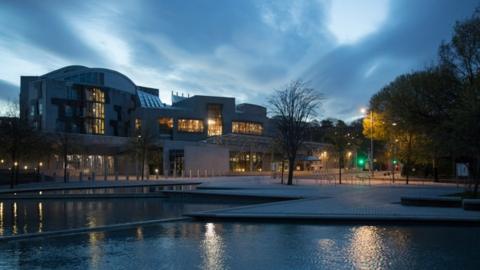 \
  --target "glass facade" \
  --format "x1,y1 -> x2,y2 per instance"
207,104 -> 223,136
177,119 -> 204,133
84,87 -> 105,135
232,121 -> 263,135
229,151 -> 263,172
158,117 -> 173,134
